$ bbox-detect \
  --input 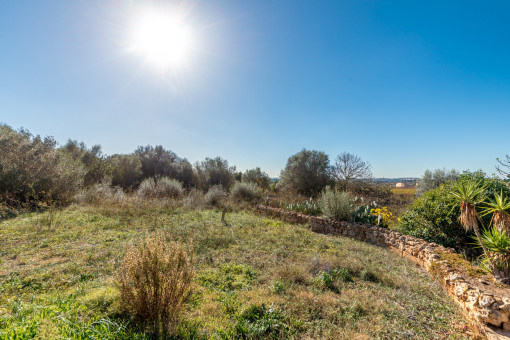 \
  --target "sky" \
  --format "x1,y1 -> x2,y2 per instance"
1,1 -> 509,178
